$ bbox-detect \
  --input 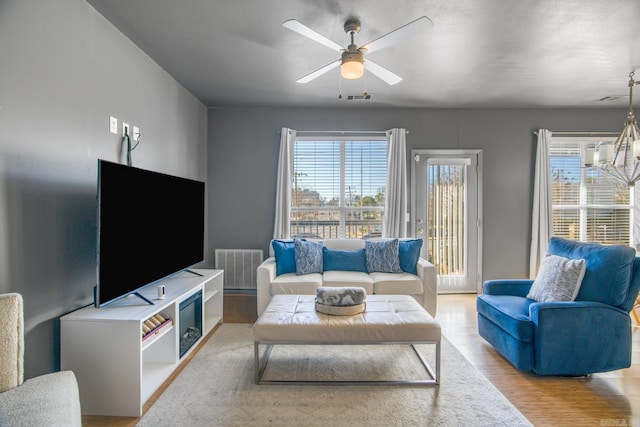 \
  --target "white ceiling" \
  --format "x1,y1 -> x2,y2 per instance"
87,0 -> 640,109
